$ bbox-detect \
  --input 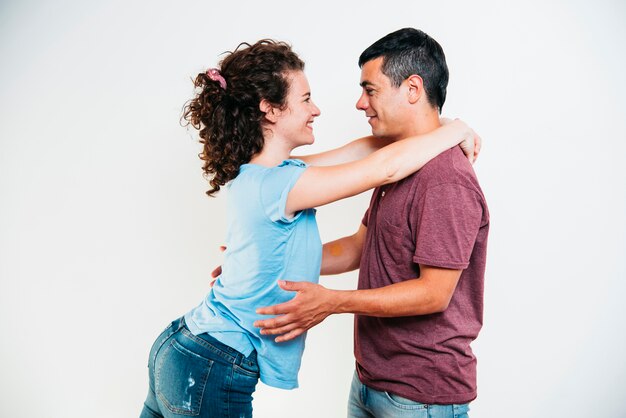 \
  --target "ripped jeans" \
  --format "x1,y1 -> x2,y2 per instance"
140,317 -> 259,418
